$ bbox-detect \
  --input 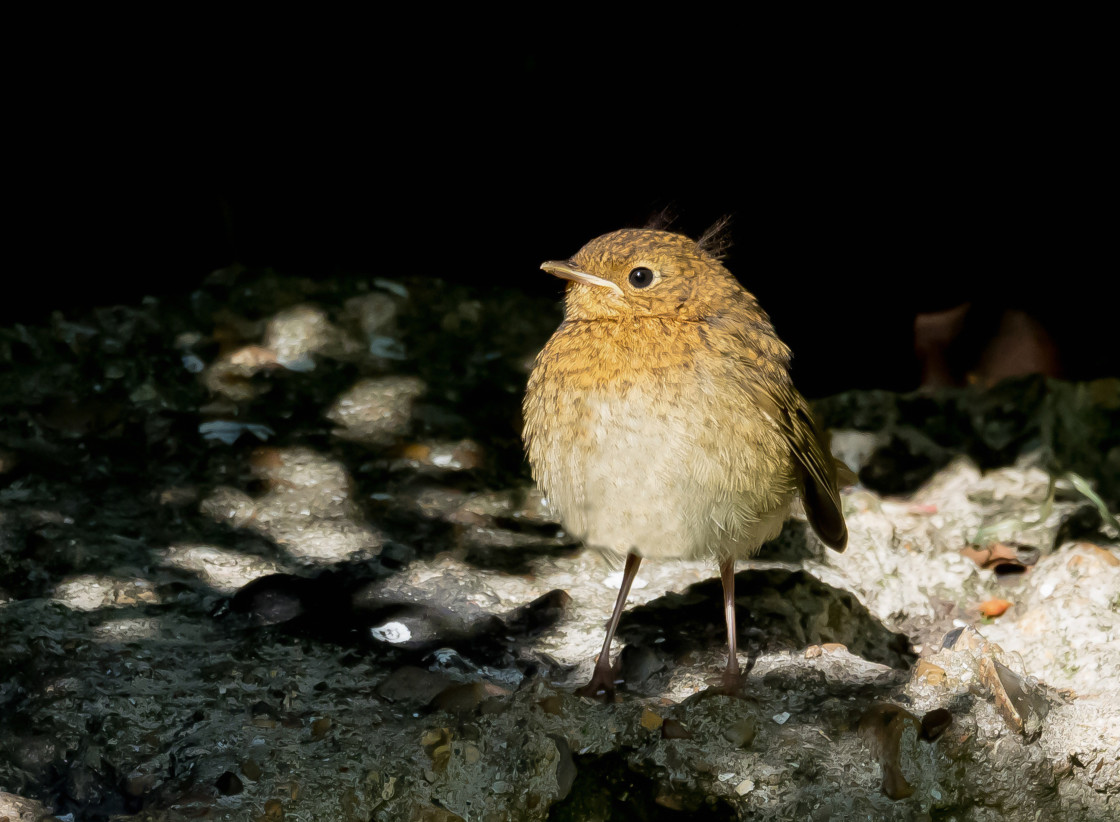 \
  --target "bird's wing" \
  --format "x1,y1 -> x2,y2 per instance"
703,310 -> 848,552
771,383 -> 848,552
